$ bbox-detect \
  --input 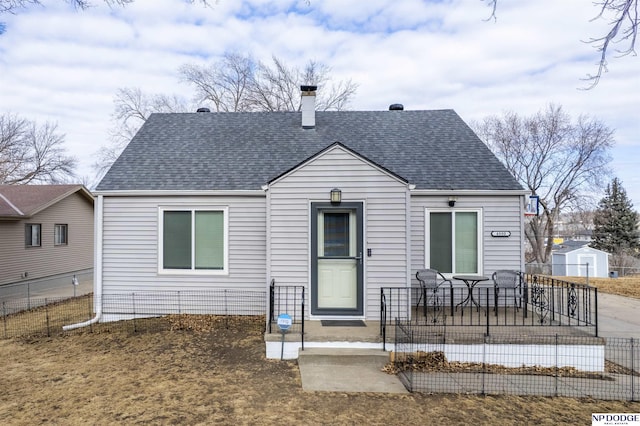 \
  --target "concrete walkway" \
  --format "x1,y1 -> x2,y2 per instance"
596,292 -> 640,339
297,293 -> 640,394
